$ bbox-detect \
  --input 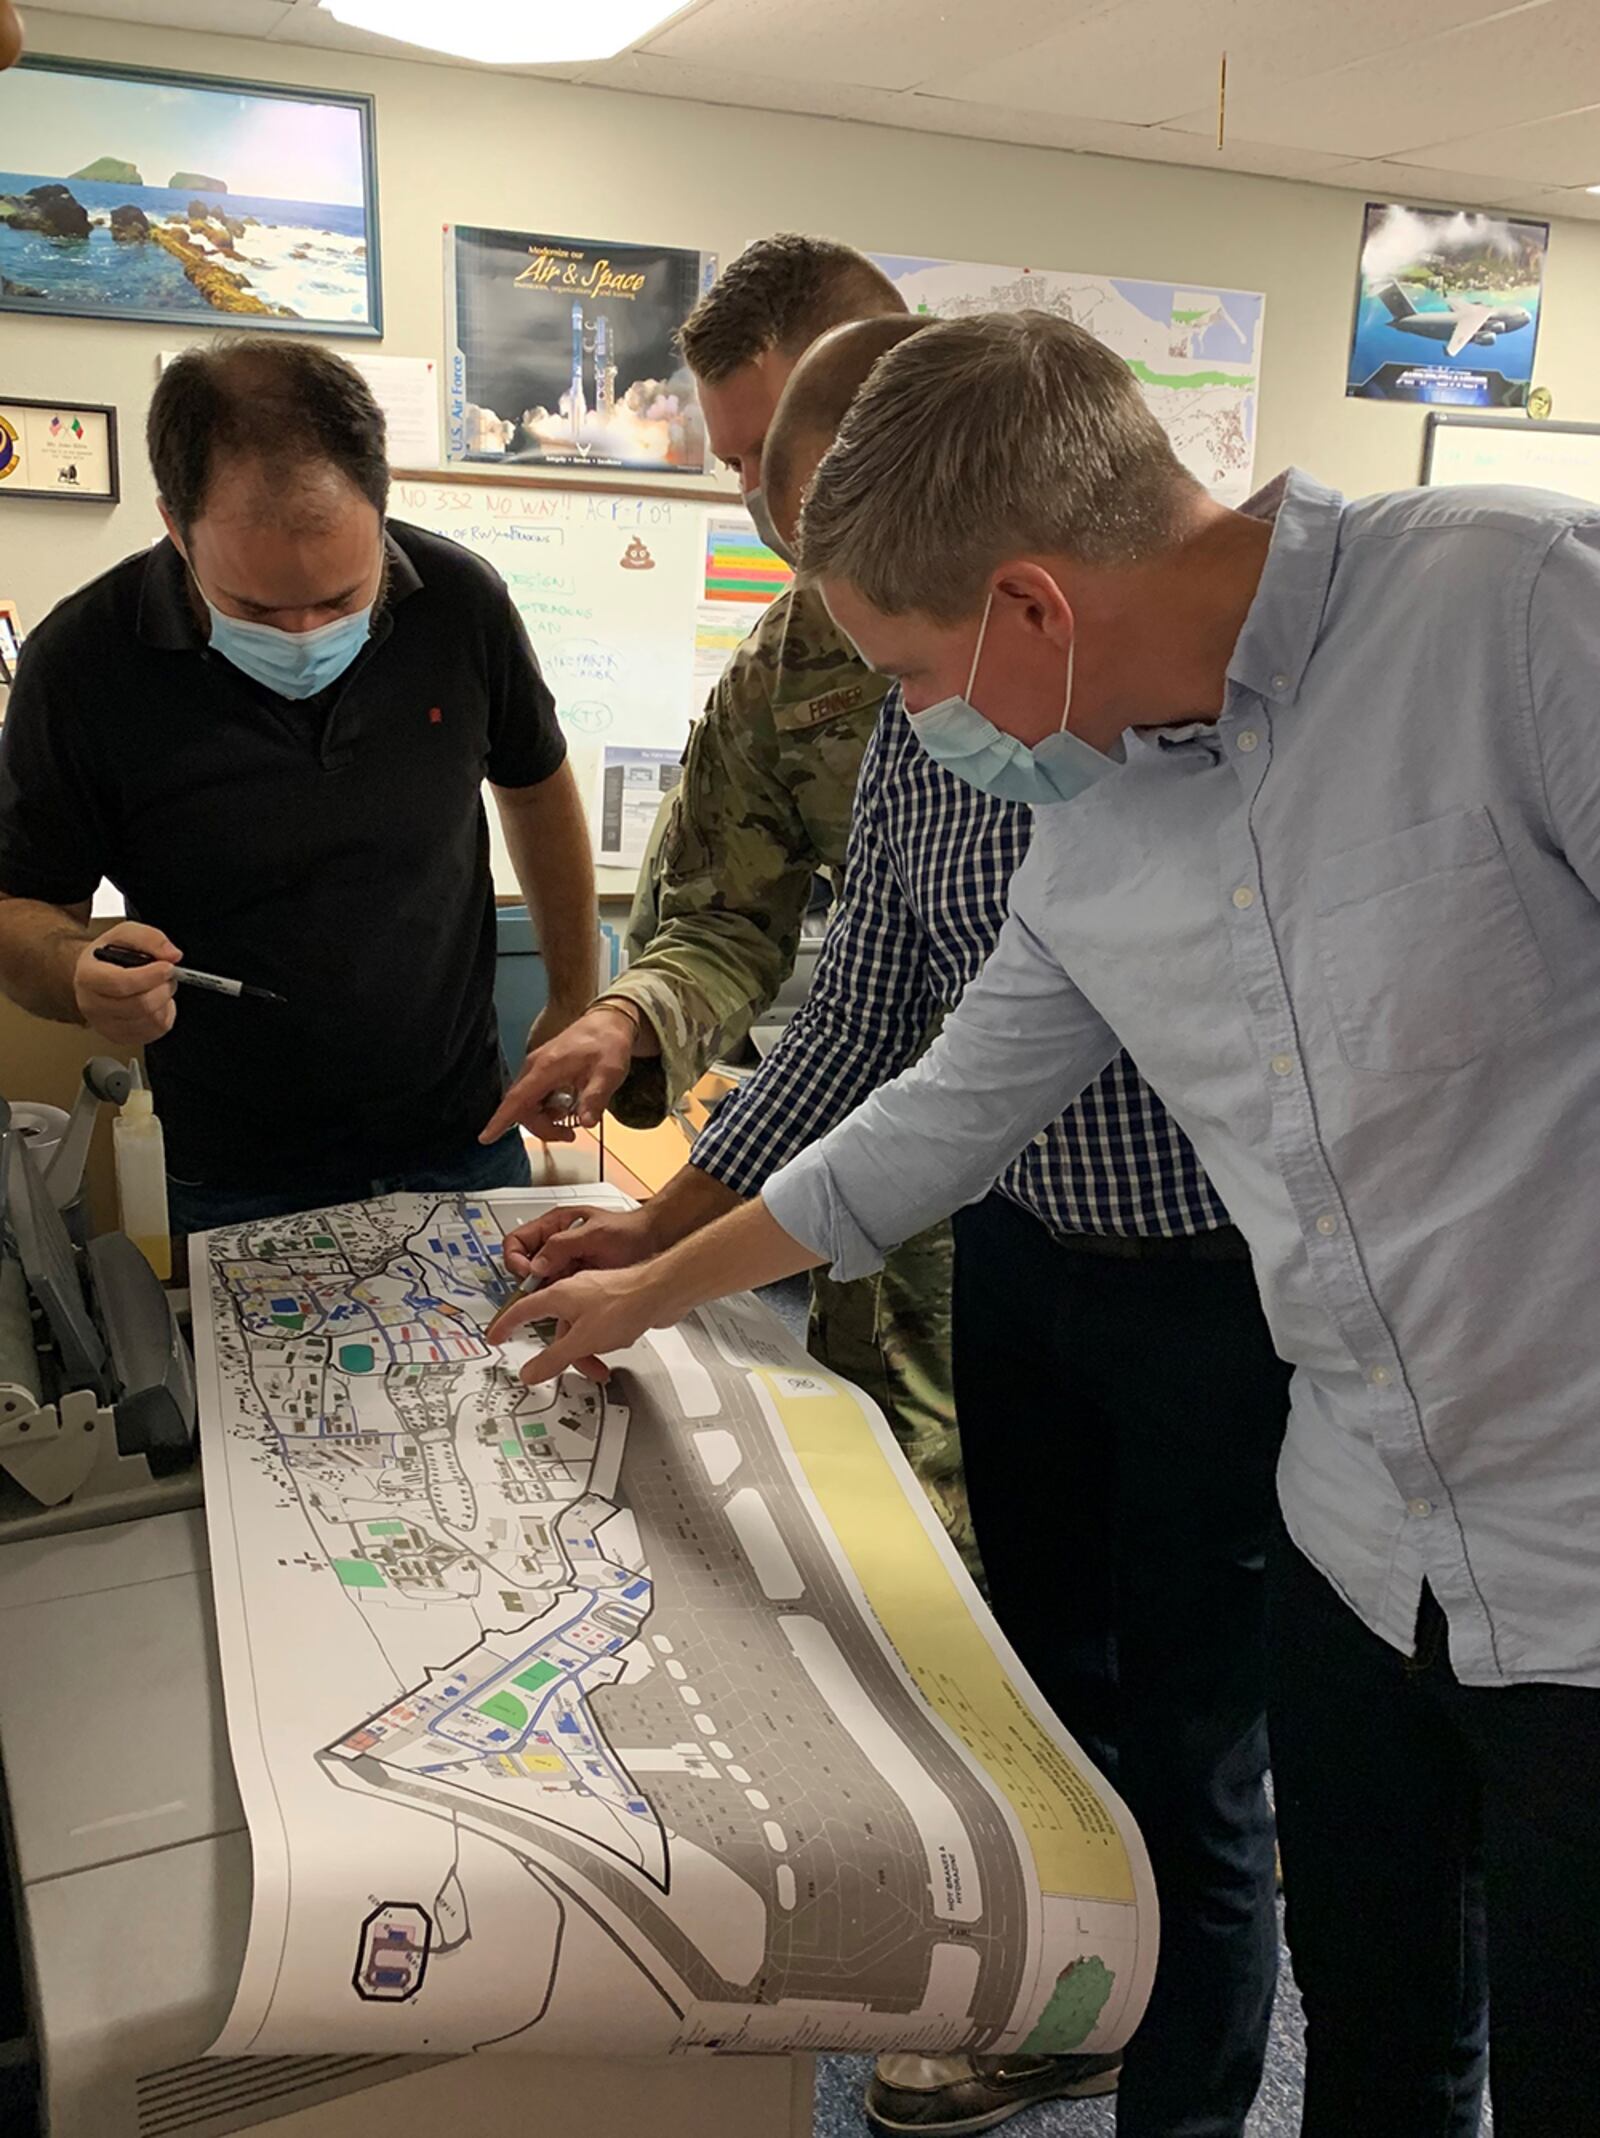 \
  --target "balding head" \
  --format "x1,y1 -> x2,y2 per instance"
150,338 -> 390,635
763,315 -> 931,555
148,336 -> 389,537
